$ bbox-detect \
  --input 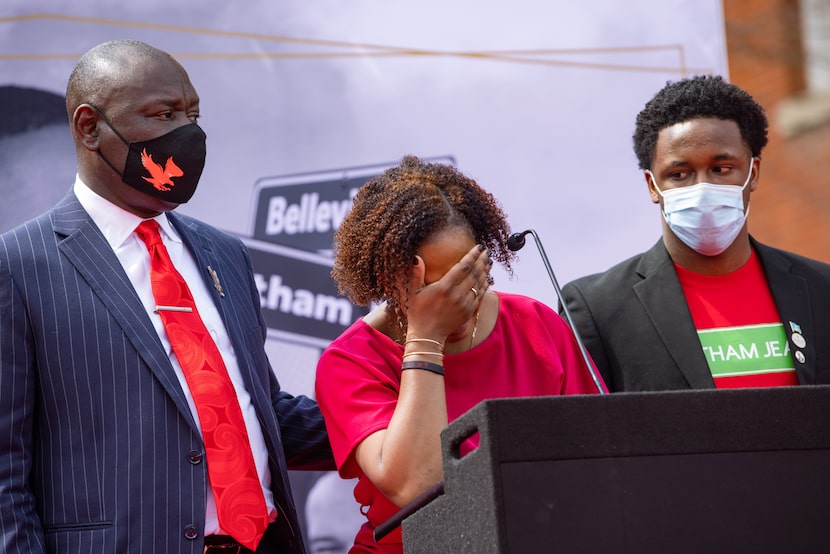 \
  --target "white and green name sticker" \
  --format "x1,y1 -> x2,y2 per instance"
697,323 -> 795,378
